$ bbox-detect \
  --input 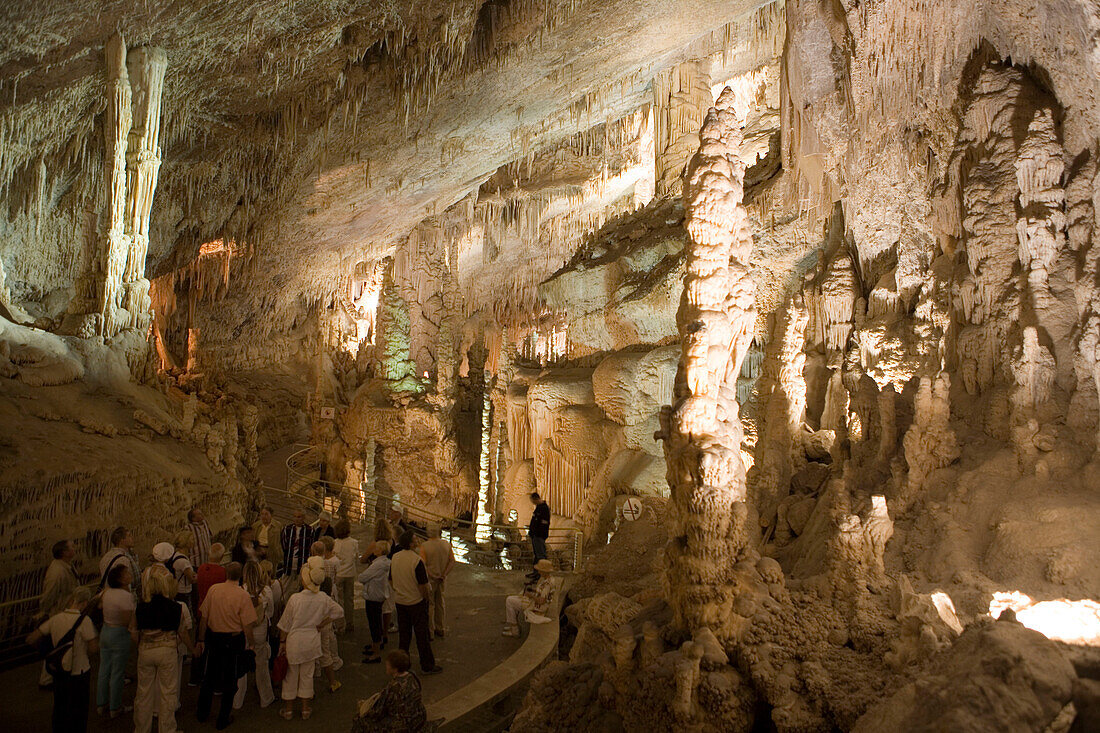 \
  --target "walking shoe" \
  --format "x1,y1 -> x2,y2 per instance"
422,665 -> 443,675
502,625 -> 520,638
330,681 -> 342,692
